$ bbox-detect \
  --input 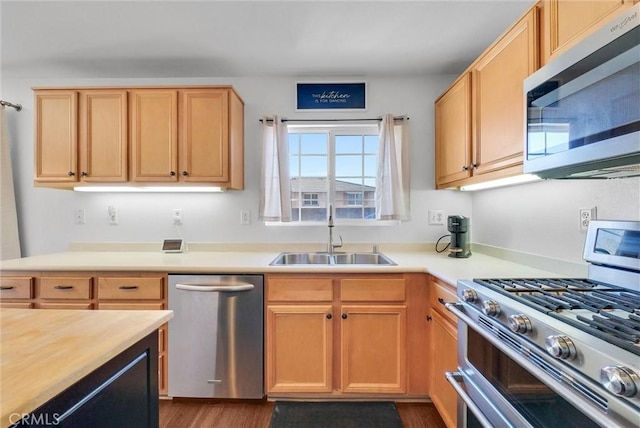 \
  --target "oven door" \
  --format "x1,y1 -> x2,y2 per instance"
445,303 -> 609,428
